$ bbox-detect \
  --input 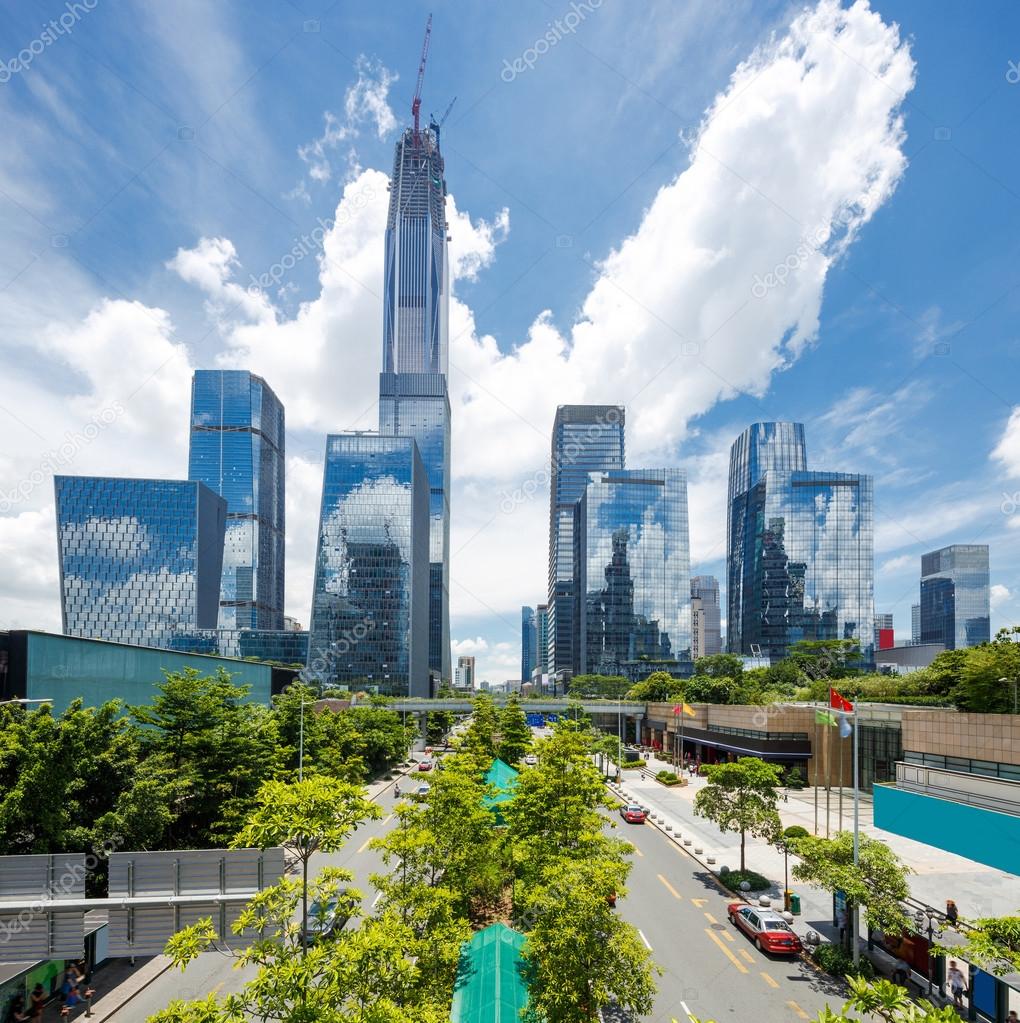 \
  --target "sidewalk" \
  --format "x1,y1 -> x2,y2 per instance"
614,753 -> 1020,923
